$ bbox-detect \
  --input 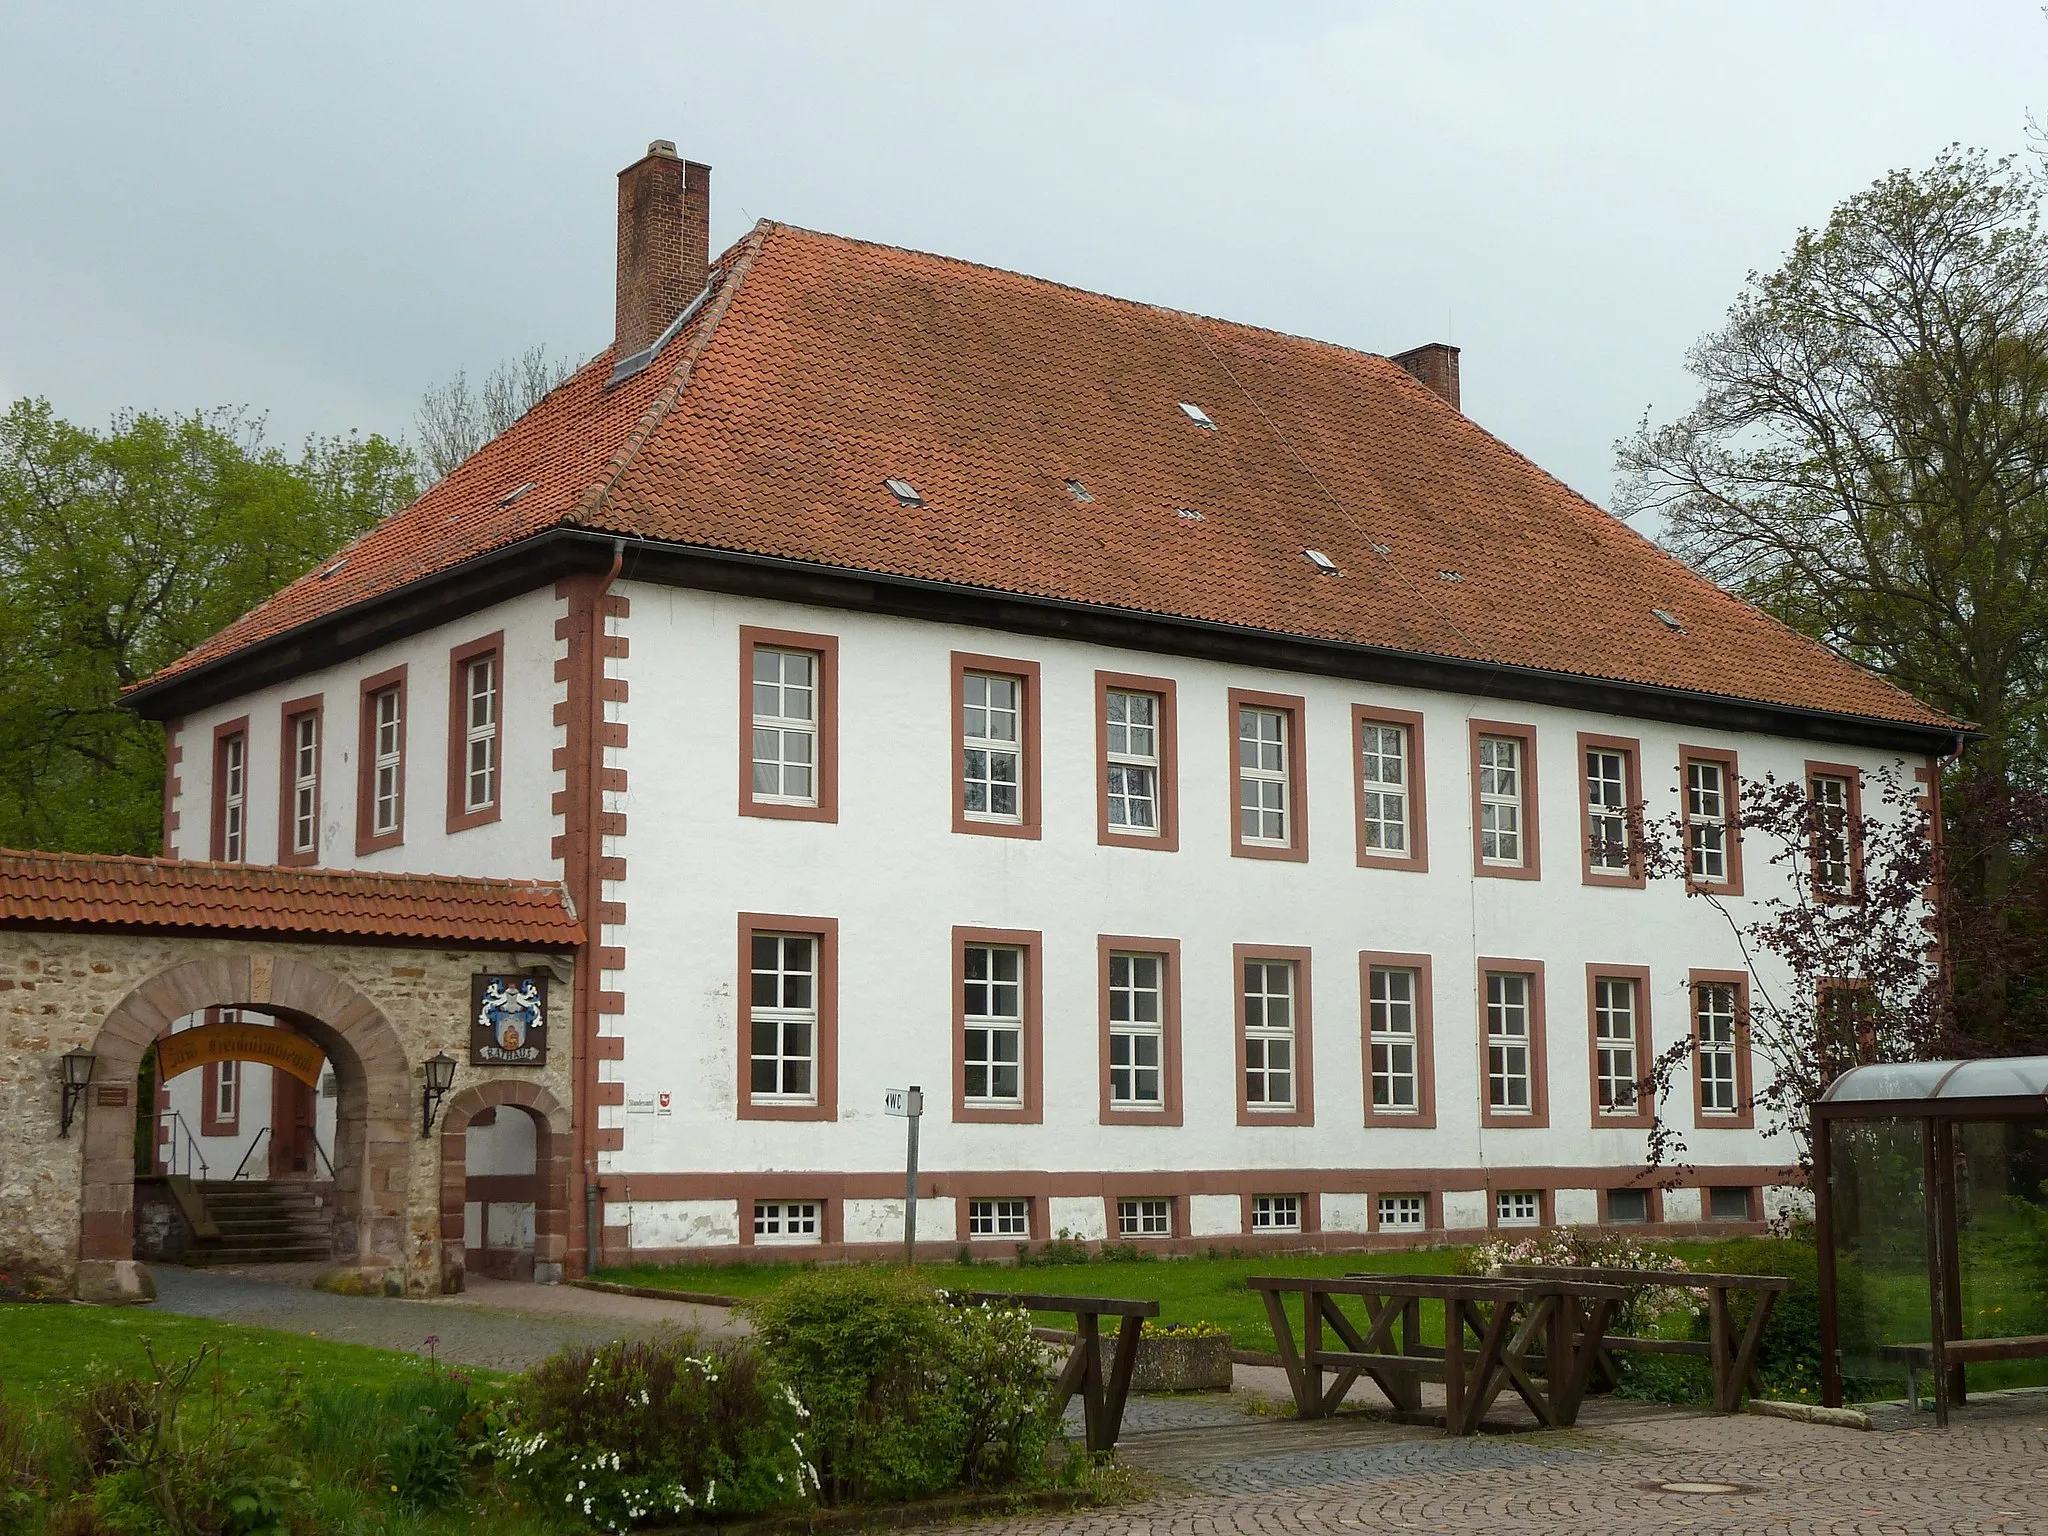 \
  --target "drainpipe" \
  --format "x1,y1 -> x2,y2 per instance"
580,538 -> 626,1277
